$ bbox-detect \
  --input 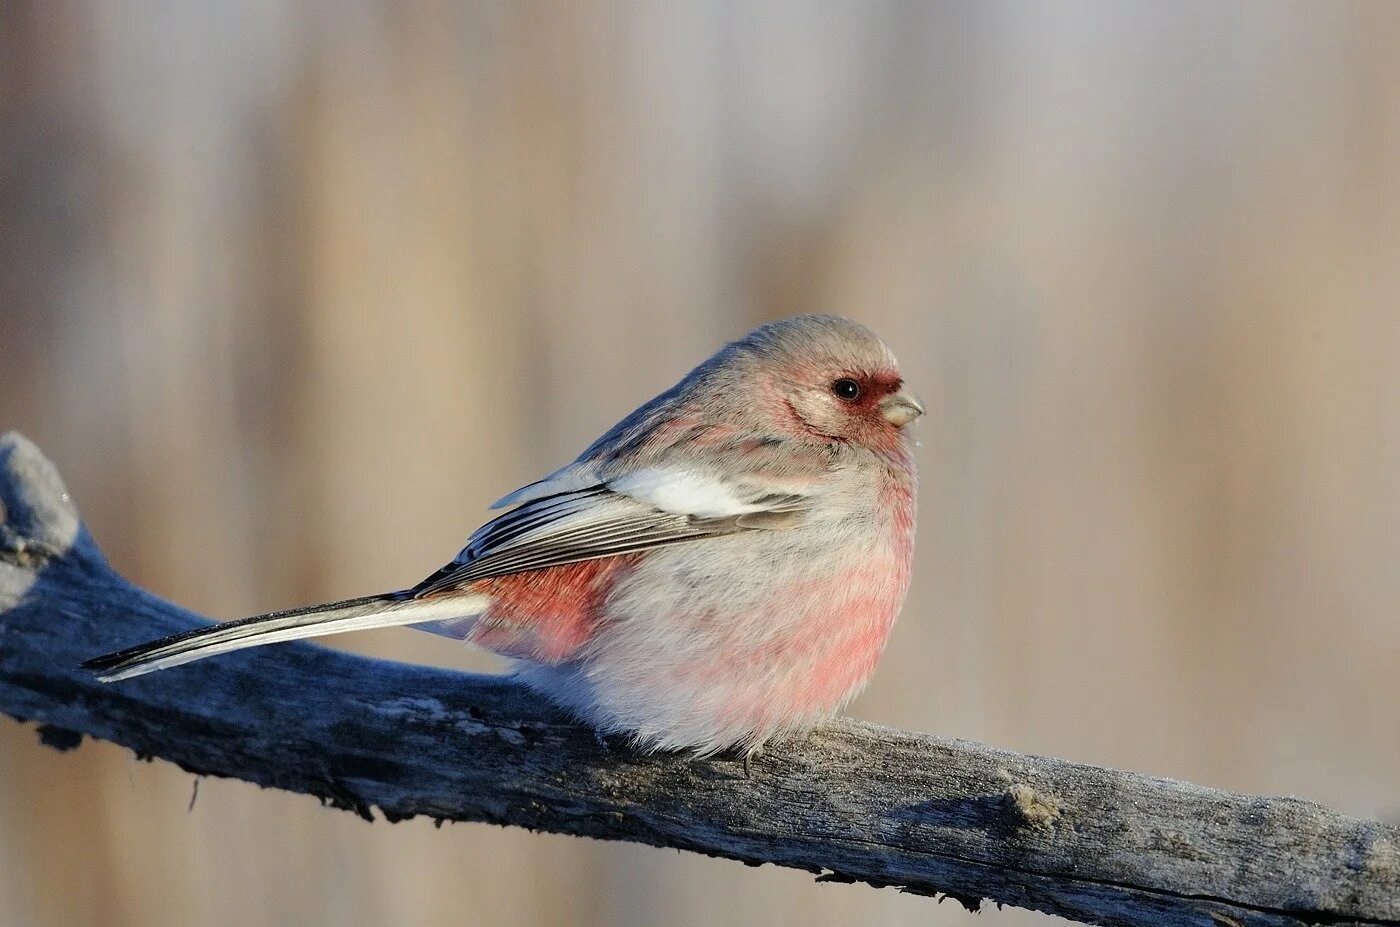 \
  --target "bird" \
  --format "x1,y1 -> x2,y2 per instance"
84,314 -> 923,756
